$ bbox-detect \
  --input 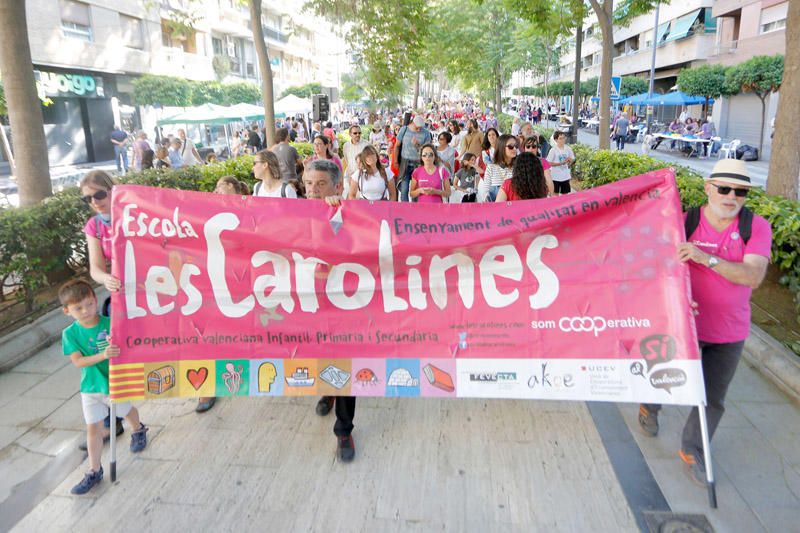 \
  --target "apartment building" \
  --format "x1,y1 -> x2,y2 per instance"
707,0 -> 787,156
536,1 -> 717,94
523,0 -> 786,156
16,0 -> 345,166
